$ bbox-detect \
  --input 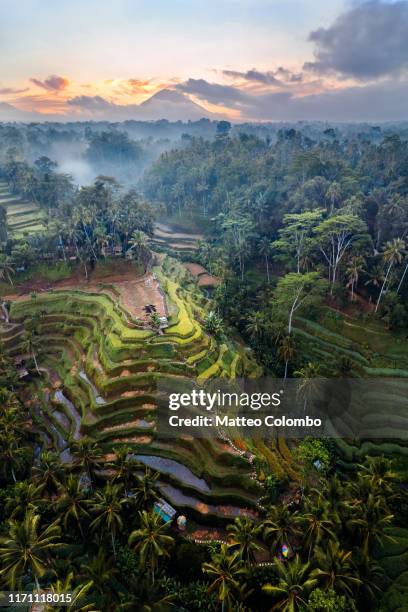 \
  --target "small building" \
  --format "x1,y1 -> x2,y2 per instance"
153,498 -> 177,524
